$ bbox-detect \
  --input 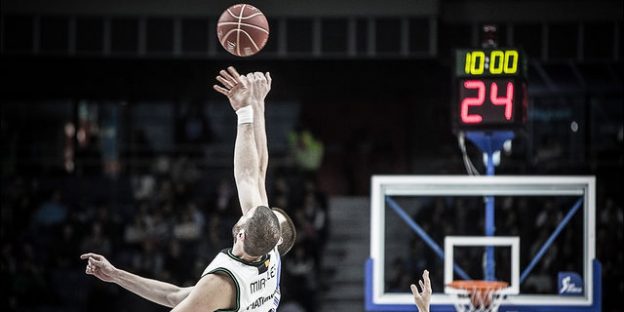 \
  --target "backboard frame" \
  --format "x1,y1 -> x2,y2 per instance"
367,175 -> 599,312
444,236 -> 520,295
